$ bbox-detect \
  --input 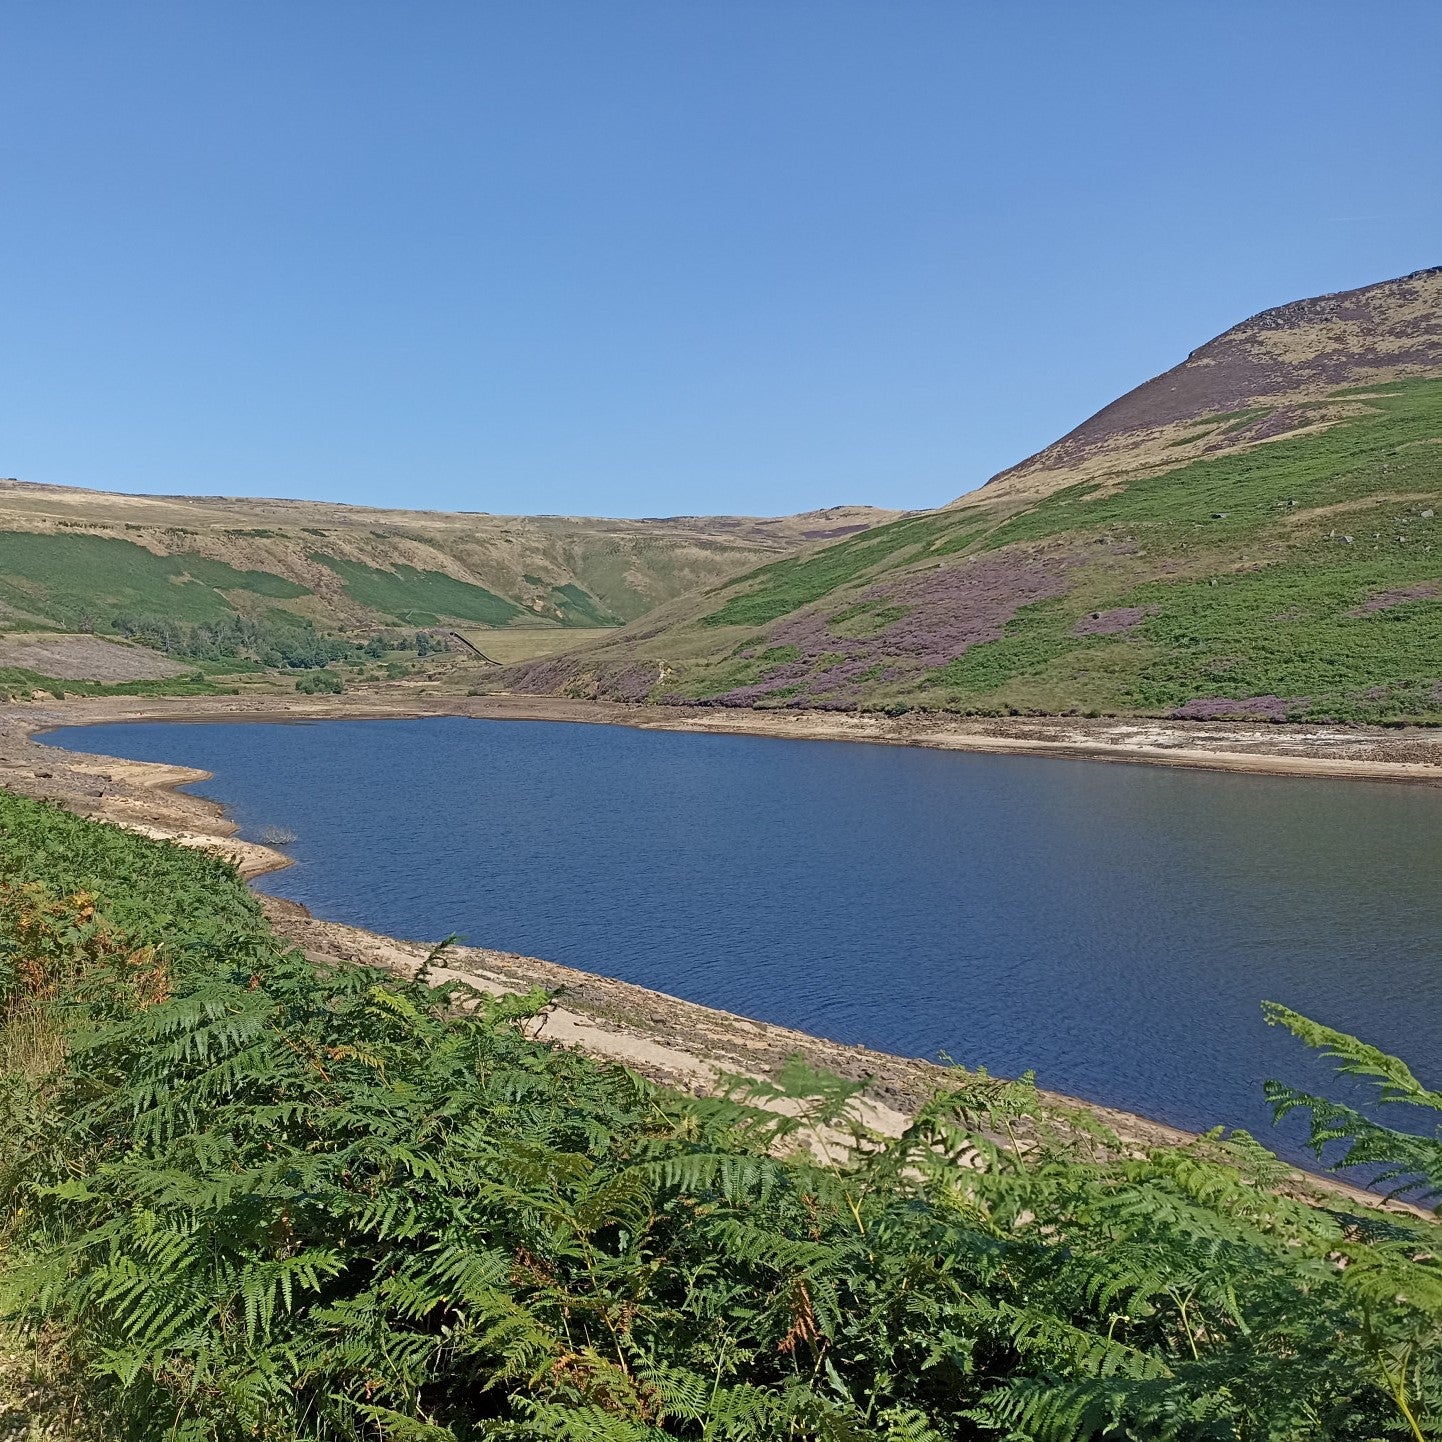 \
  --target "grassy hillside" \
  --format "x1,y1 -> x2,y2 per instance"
1,792 -> 1439,1439
0,480 -> 898,640
0,479 -> 897,696
504,271 -> 1442,724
